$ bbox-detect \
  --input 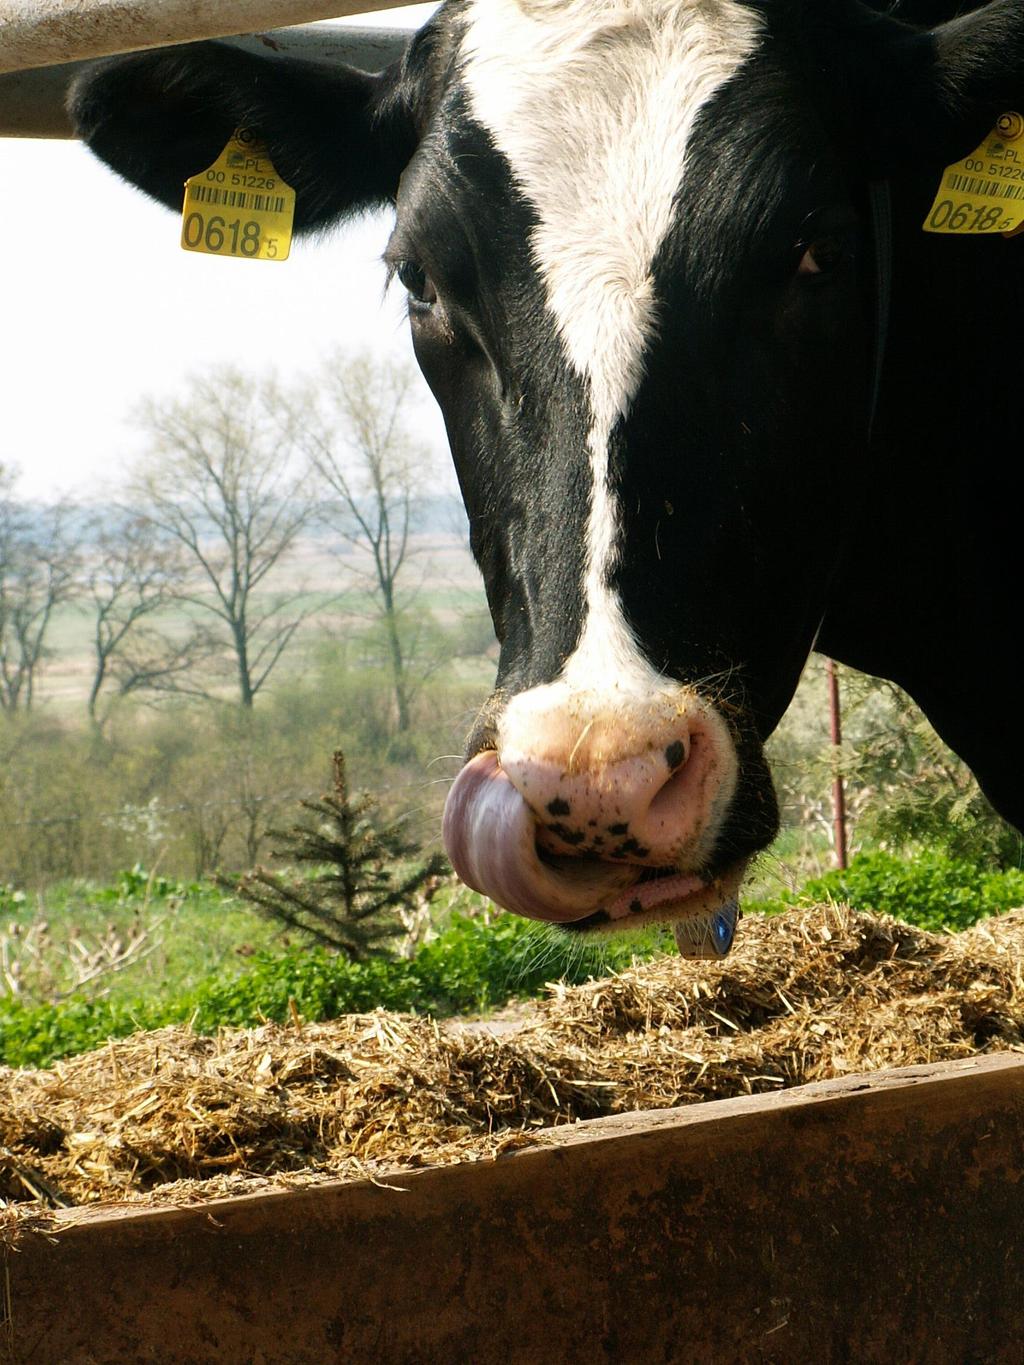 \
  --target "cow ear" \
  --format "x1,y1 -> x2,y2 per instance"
69,42 -> 418,232
884,1 -> 1024,170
